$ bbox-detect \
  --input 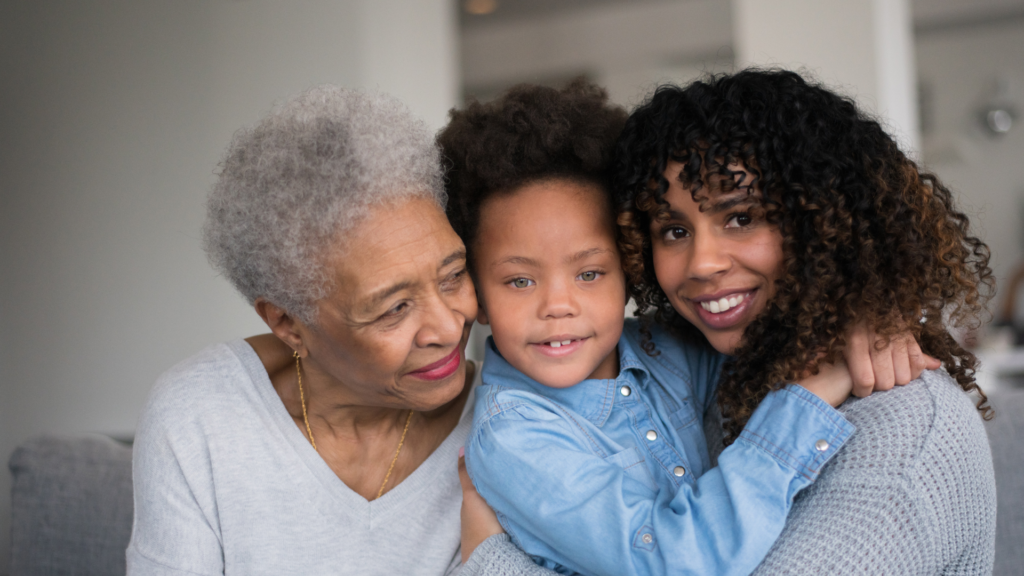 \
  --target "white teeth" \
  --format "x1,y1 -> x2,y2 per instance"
700,293 -> 746,314
560,340 -> 571,346
546,339 -> 575,348
550,341 -> 561,348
